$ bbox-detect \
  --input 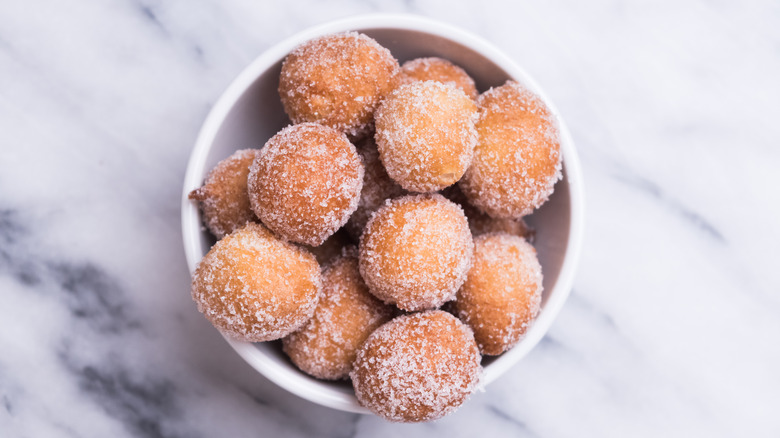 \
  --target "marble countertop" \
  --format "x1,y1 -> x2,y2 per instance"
2,1 -> 779,437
